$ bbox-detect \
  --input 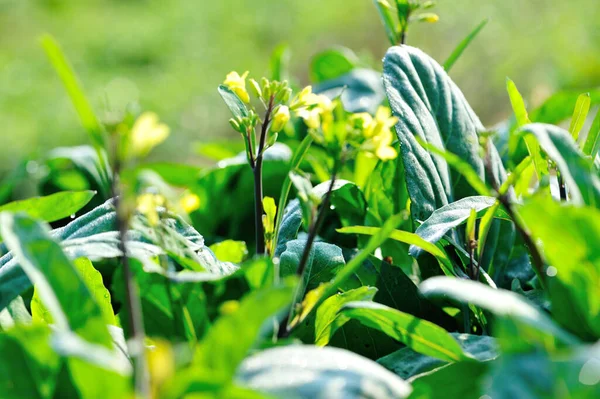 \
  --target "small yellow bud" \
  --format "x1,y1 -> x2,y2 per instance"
180,193 -> 200,213
271,105 -> 290,133
248,78 -> 262,99
137,193 -> 166,226
220,300 -> 240,315
130,112 -> 170,158
223,71 -> 250,103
